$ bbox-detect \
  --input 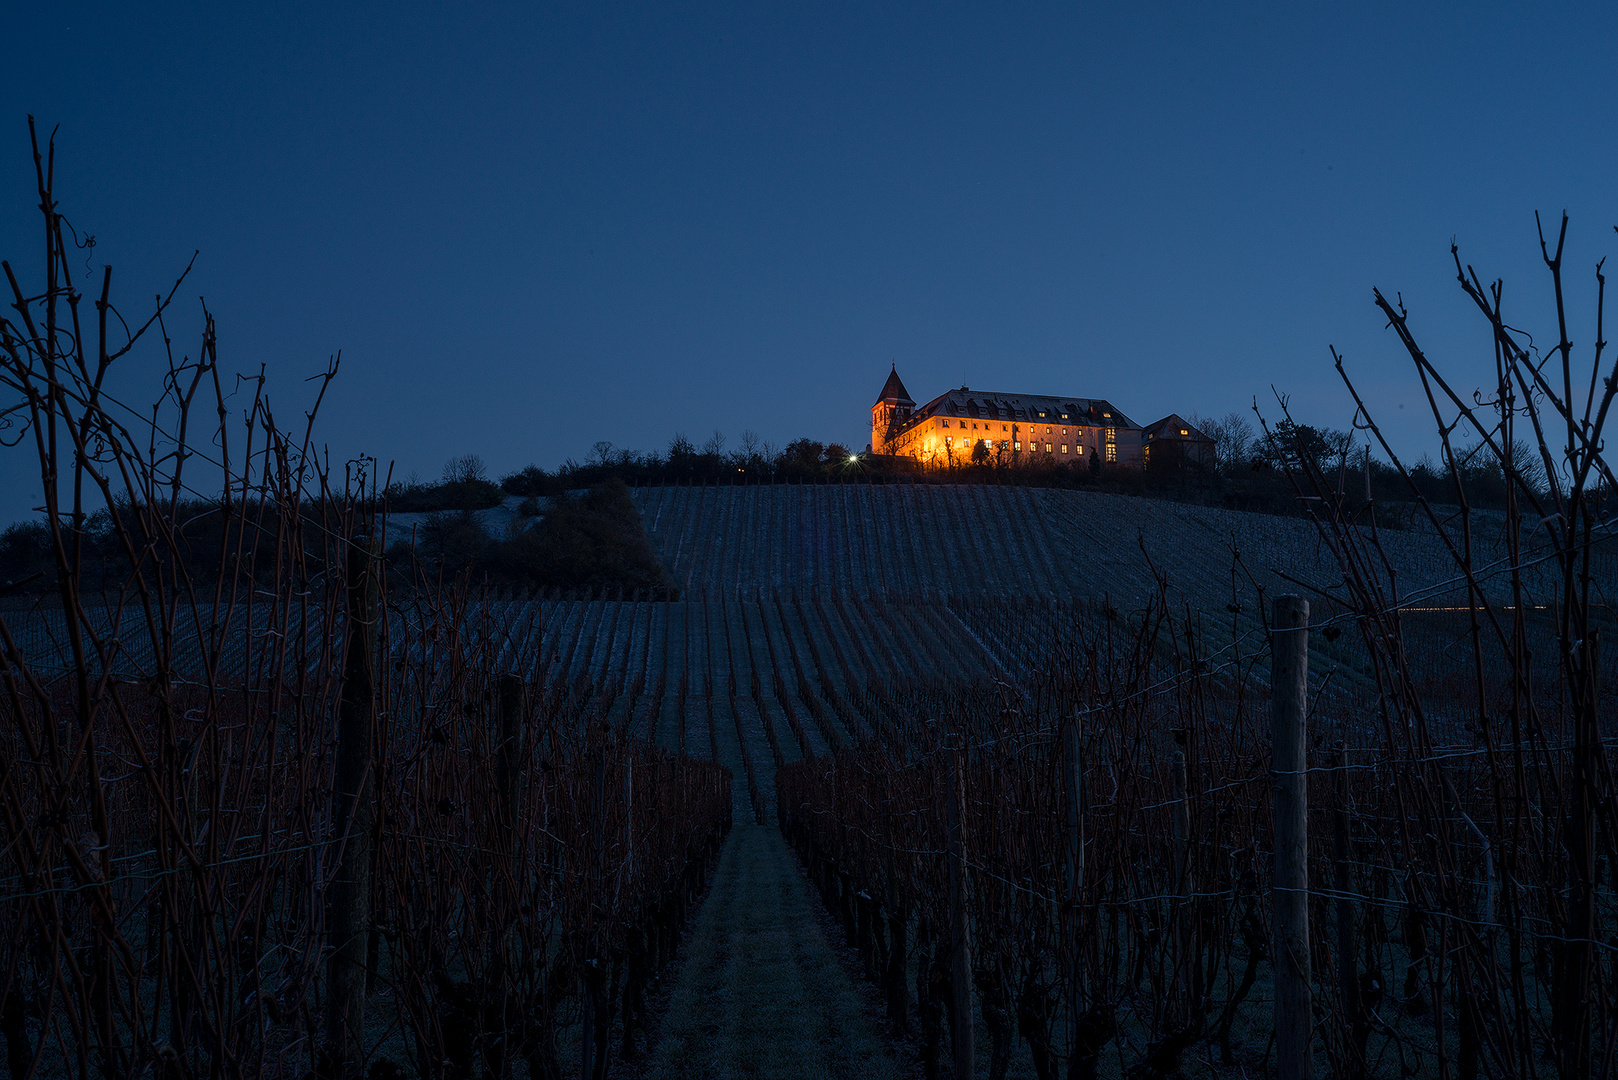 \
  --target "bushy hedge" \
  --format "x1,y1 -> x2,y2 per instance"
390,479 -> 675,594
385,476 -> 505,513
0,501 -> 319,598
